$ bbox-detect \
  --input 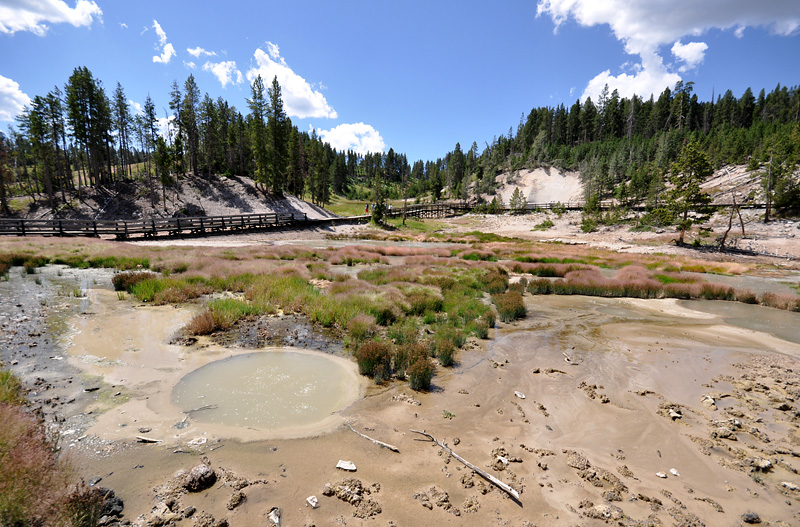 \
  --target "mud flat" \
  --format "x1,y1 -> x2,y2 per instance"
3,266 -> 800,527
